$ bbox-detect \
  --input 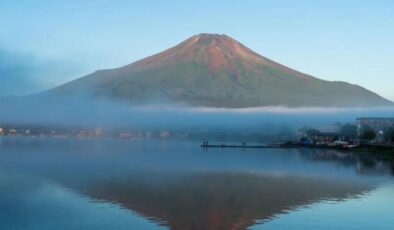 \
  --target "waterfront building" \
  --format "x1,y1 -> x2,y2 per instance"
356,117 -> 394,140
160,131 -> 170,139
